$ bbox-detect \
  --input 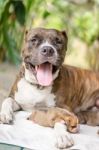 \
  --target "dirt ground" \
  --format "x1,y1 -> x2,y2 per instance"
0,63 -> 18,109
